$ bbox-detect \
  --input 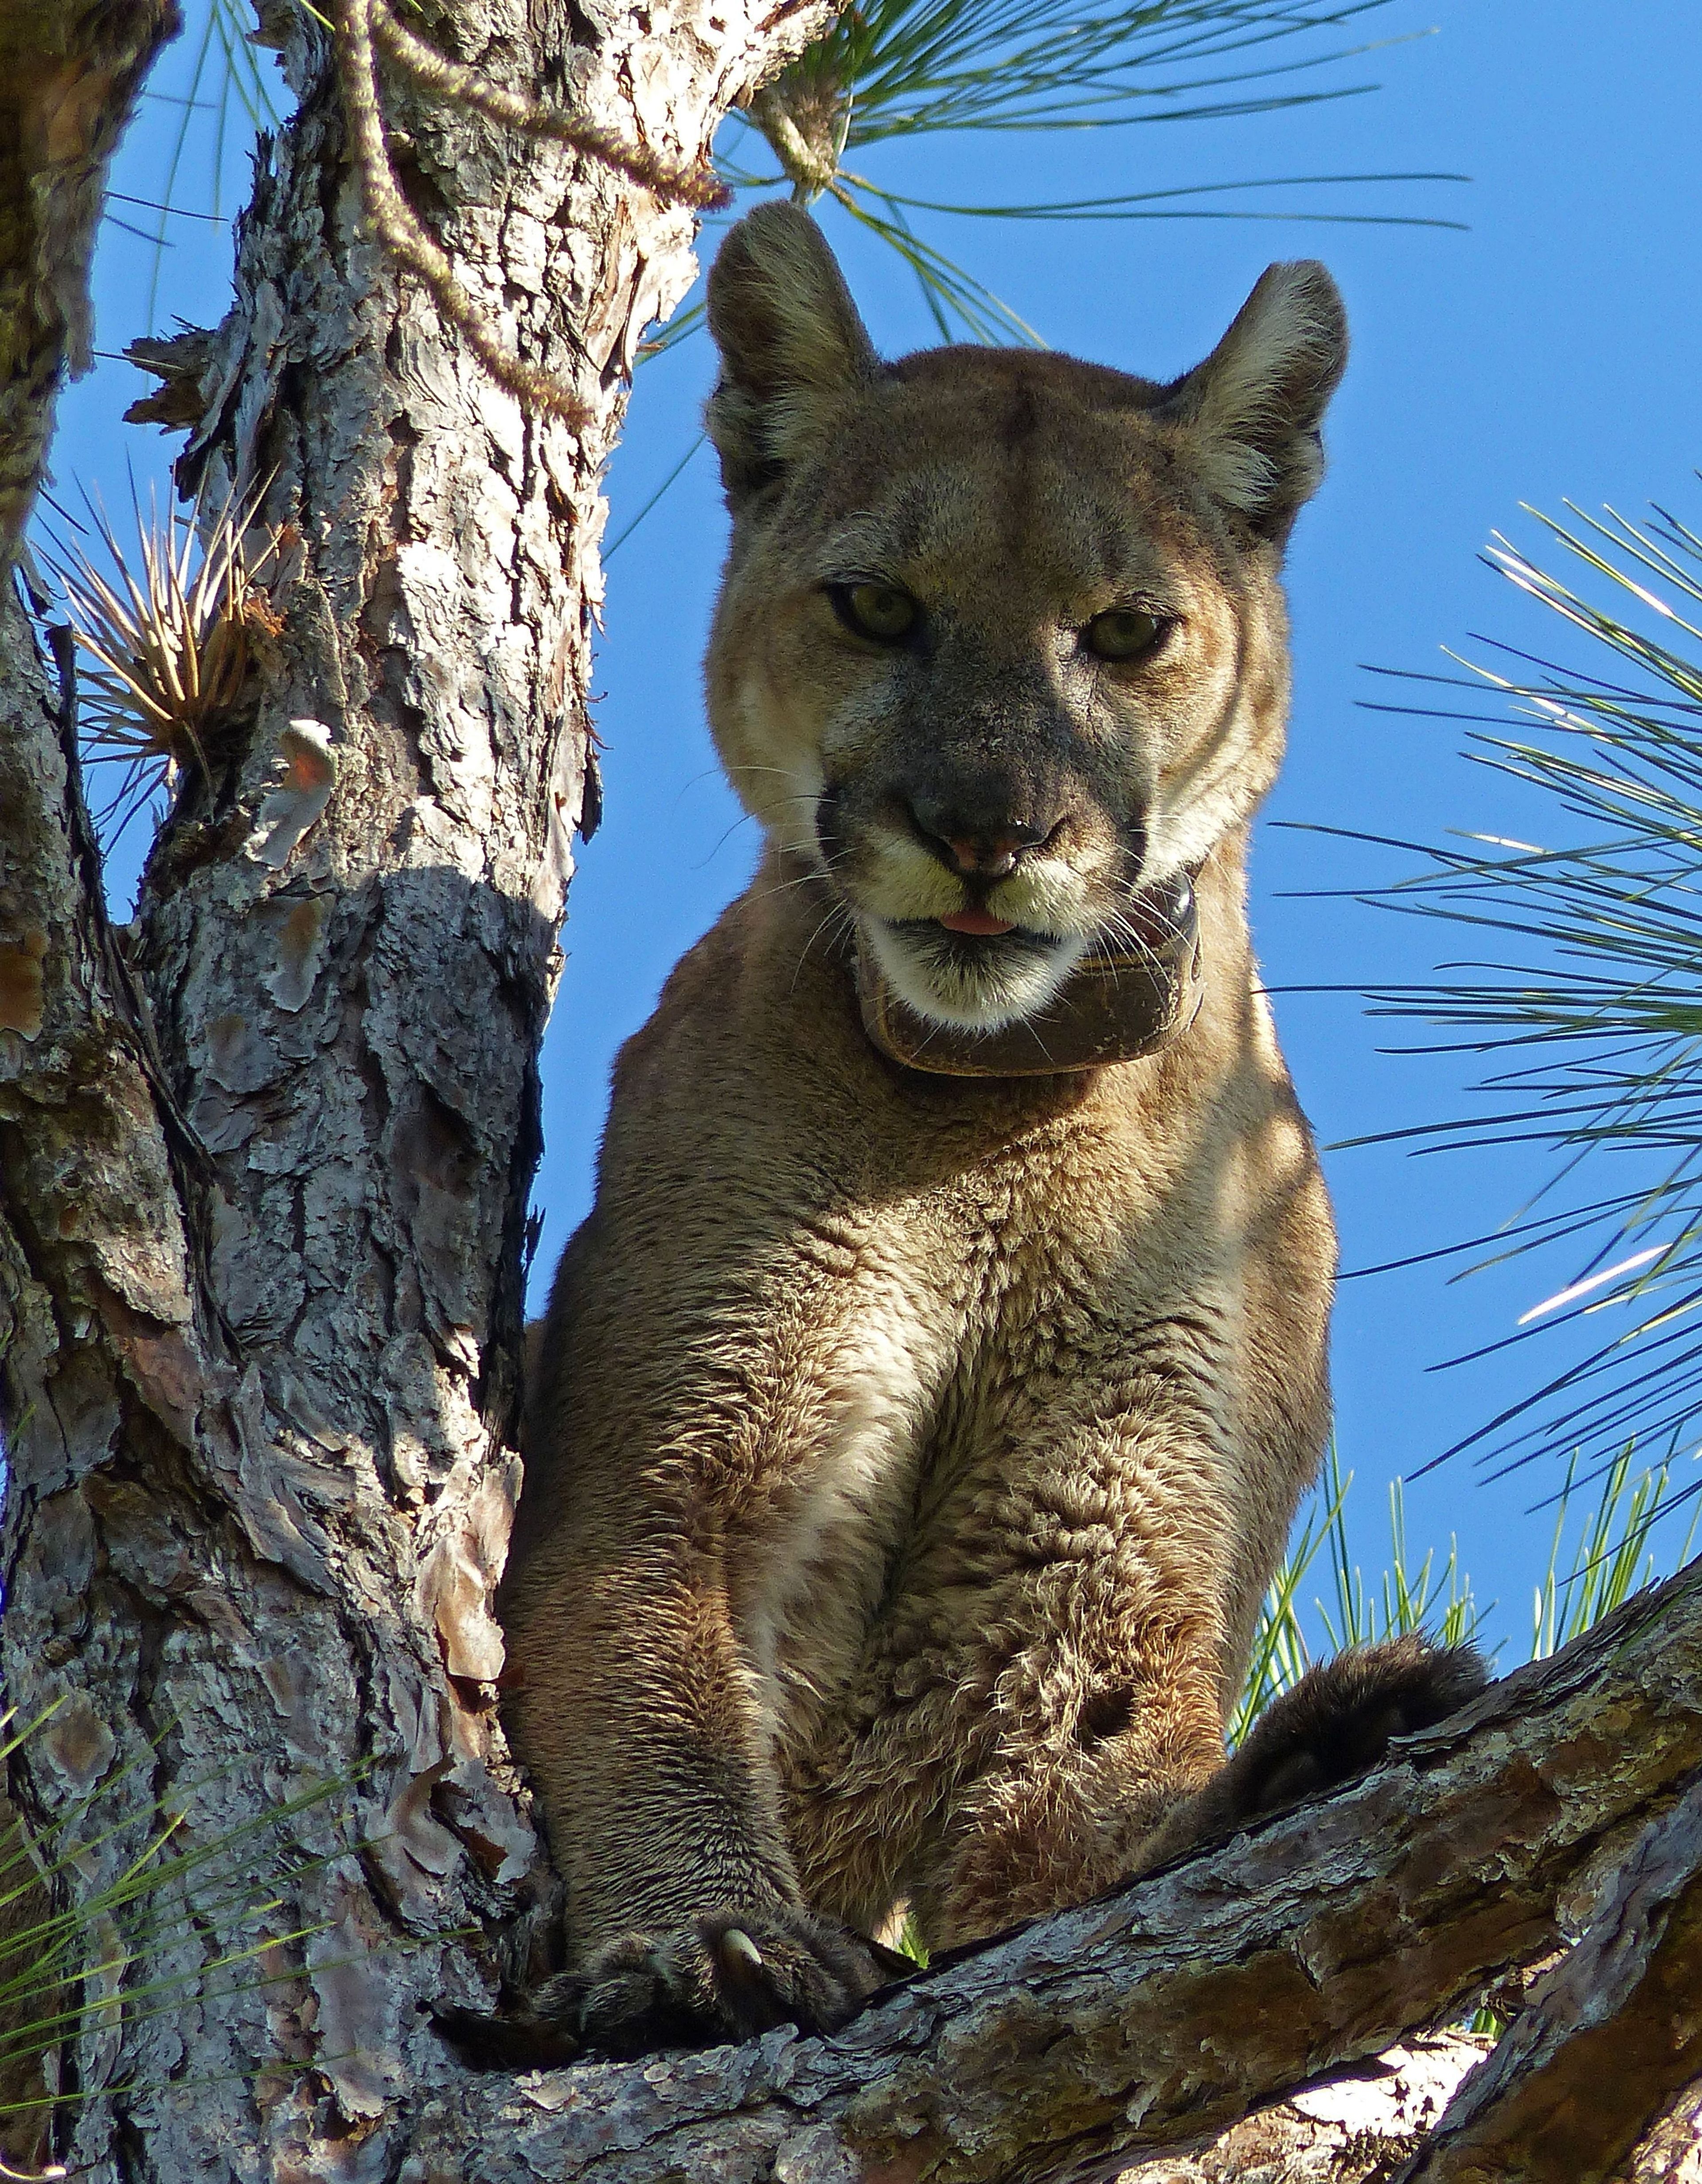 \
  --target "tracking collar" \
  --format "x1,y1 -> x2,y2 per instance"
855,868 -> 1204,1080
